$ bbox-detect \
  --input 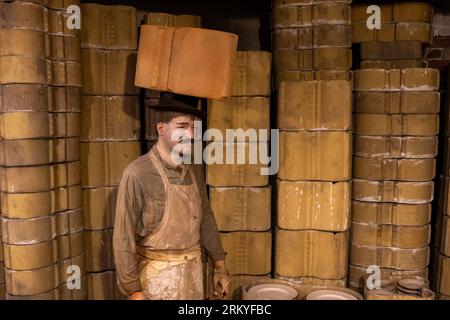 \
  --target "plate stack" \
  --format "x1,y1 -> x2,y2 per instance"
206,51 -> 272,299
0,0 -> 86,299
271,0 -> 352,90
275,79 -> 352,287
80,4 -> 141,300
142,12 -> 202,152
353,2 -> 432,69
241,278 -> 363,300
364,276 -> 435,300
350,68 -> 440,291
